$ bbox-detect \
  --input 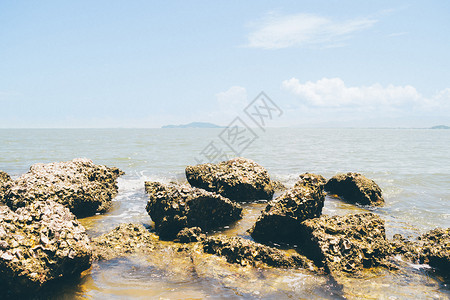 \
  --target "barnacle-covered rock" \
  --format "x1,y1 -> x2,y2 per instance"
389,229 -> 450,276
203,235 -> 317,270
249,185 -> 325,245
271,180 -> 287,192
294,173 -> 327,190
324,172 -> 384,206
2,158 -> 124,217
389,234 -> 420,262
91,223 -> 160,261
145,182 -> 242,240
297,213 -> 390,275
185,157 -> 274,202
0,171 -> 11,202
0,201 -> 92,296
418,228 -> 450,276
176,227 -> 206,243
